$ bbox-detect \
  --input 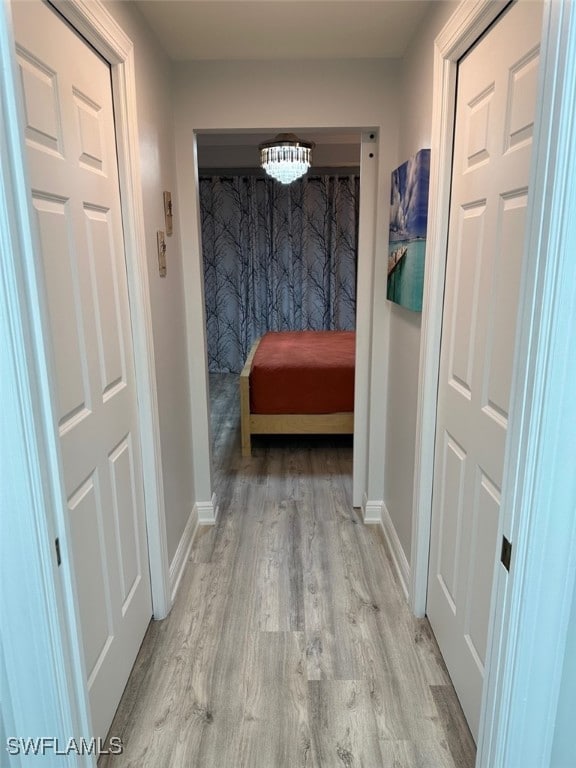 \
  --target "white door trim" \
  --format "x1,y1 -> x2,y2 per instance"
50,0 -> 171,619
412,0 -> 576,764
173,130 -> 215,518
478,0 -> 576,764
354,131 -> 380,509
